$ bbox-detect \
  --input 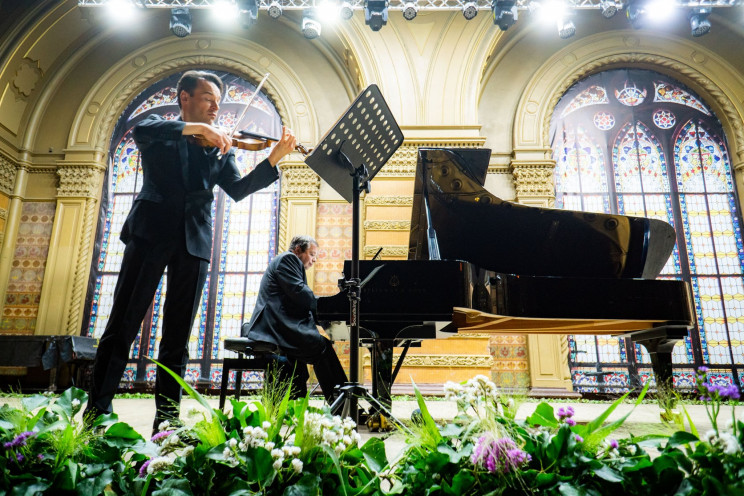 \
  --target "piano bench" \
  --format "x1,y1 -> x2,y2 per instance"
220,338 -> 282,410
